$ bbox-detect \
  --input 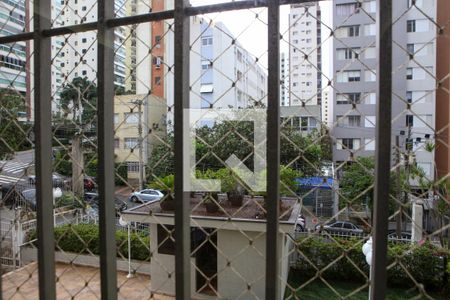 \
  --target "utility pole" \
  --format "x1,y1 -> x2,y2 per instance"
130,99 -> 145,191
395,135 -> 402,238
137,101 -> 144,191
